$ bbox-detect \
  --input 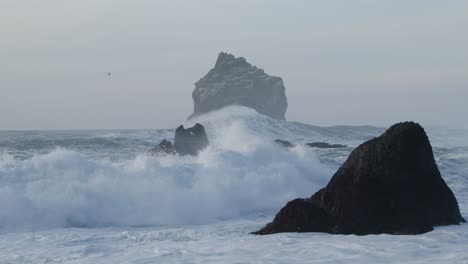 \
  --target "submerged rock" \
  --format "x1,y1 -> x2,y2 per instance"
254,122 -> 465,235
174,123 -> 209,156
189,52 -> 288,120
275,139 -> 295,148
306,142 -> 347,149
149,139 -> 175,156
